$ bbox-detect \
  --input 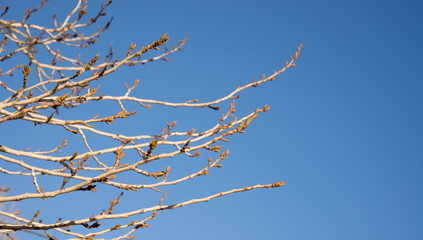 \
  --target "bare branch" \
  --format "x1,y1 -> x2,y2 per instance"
0,1 -> 300,238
